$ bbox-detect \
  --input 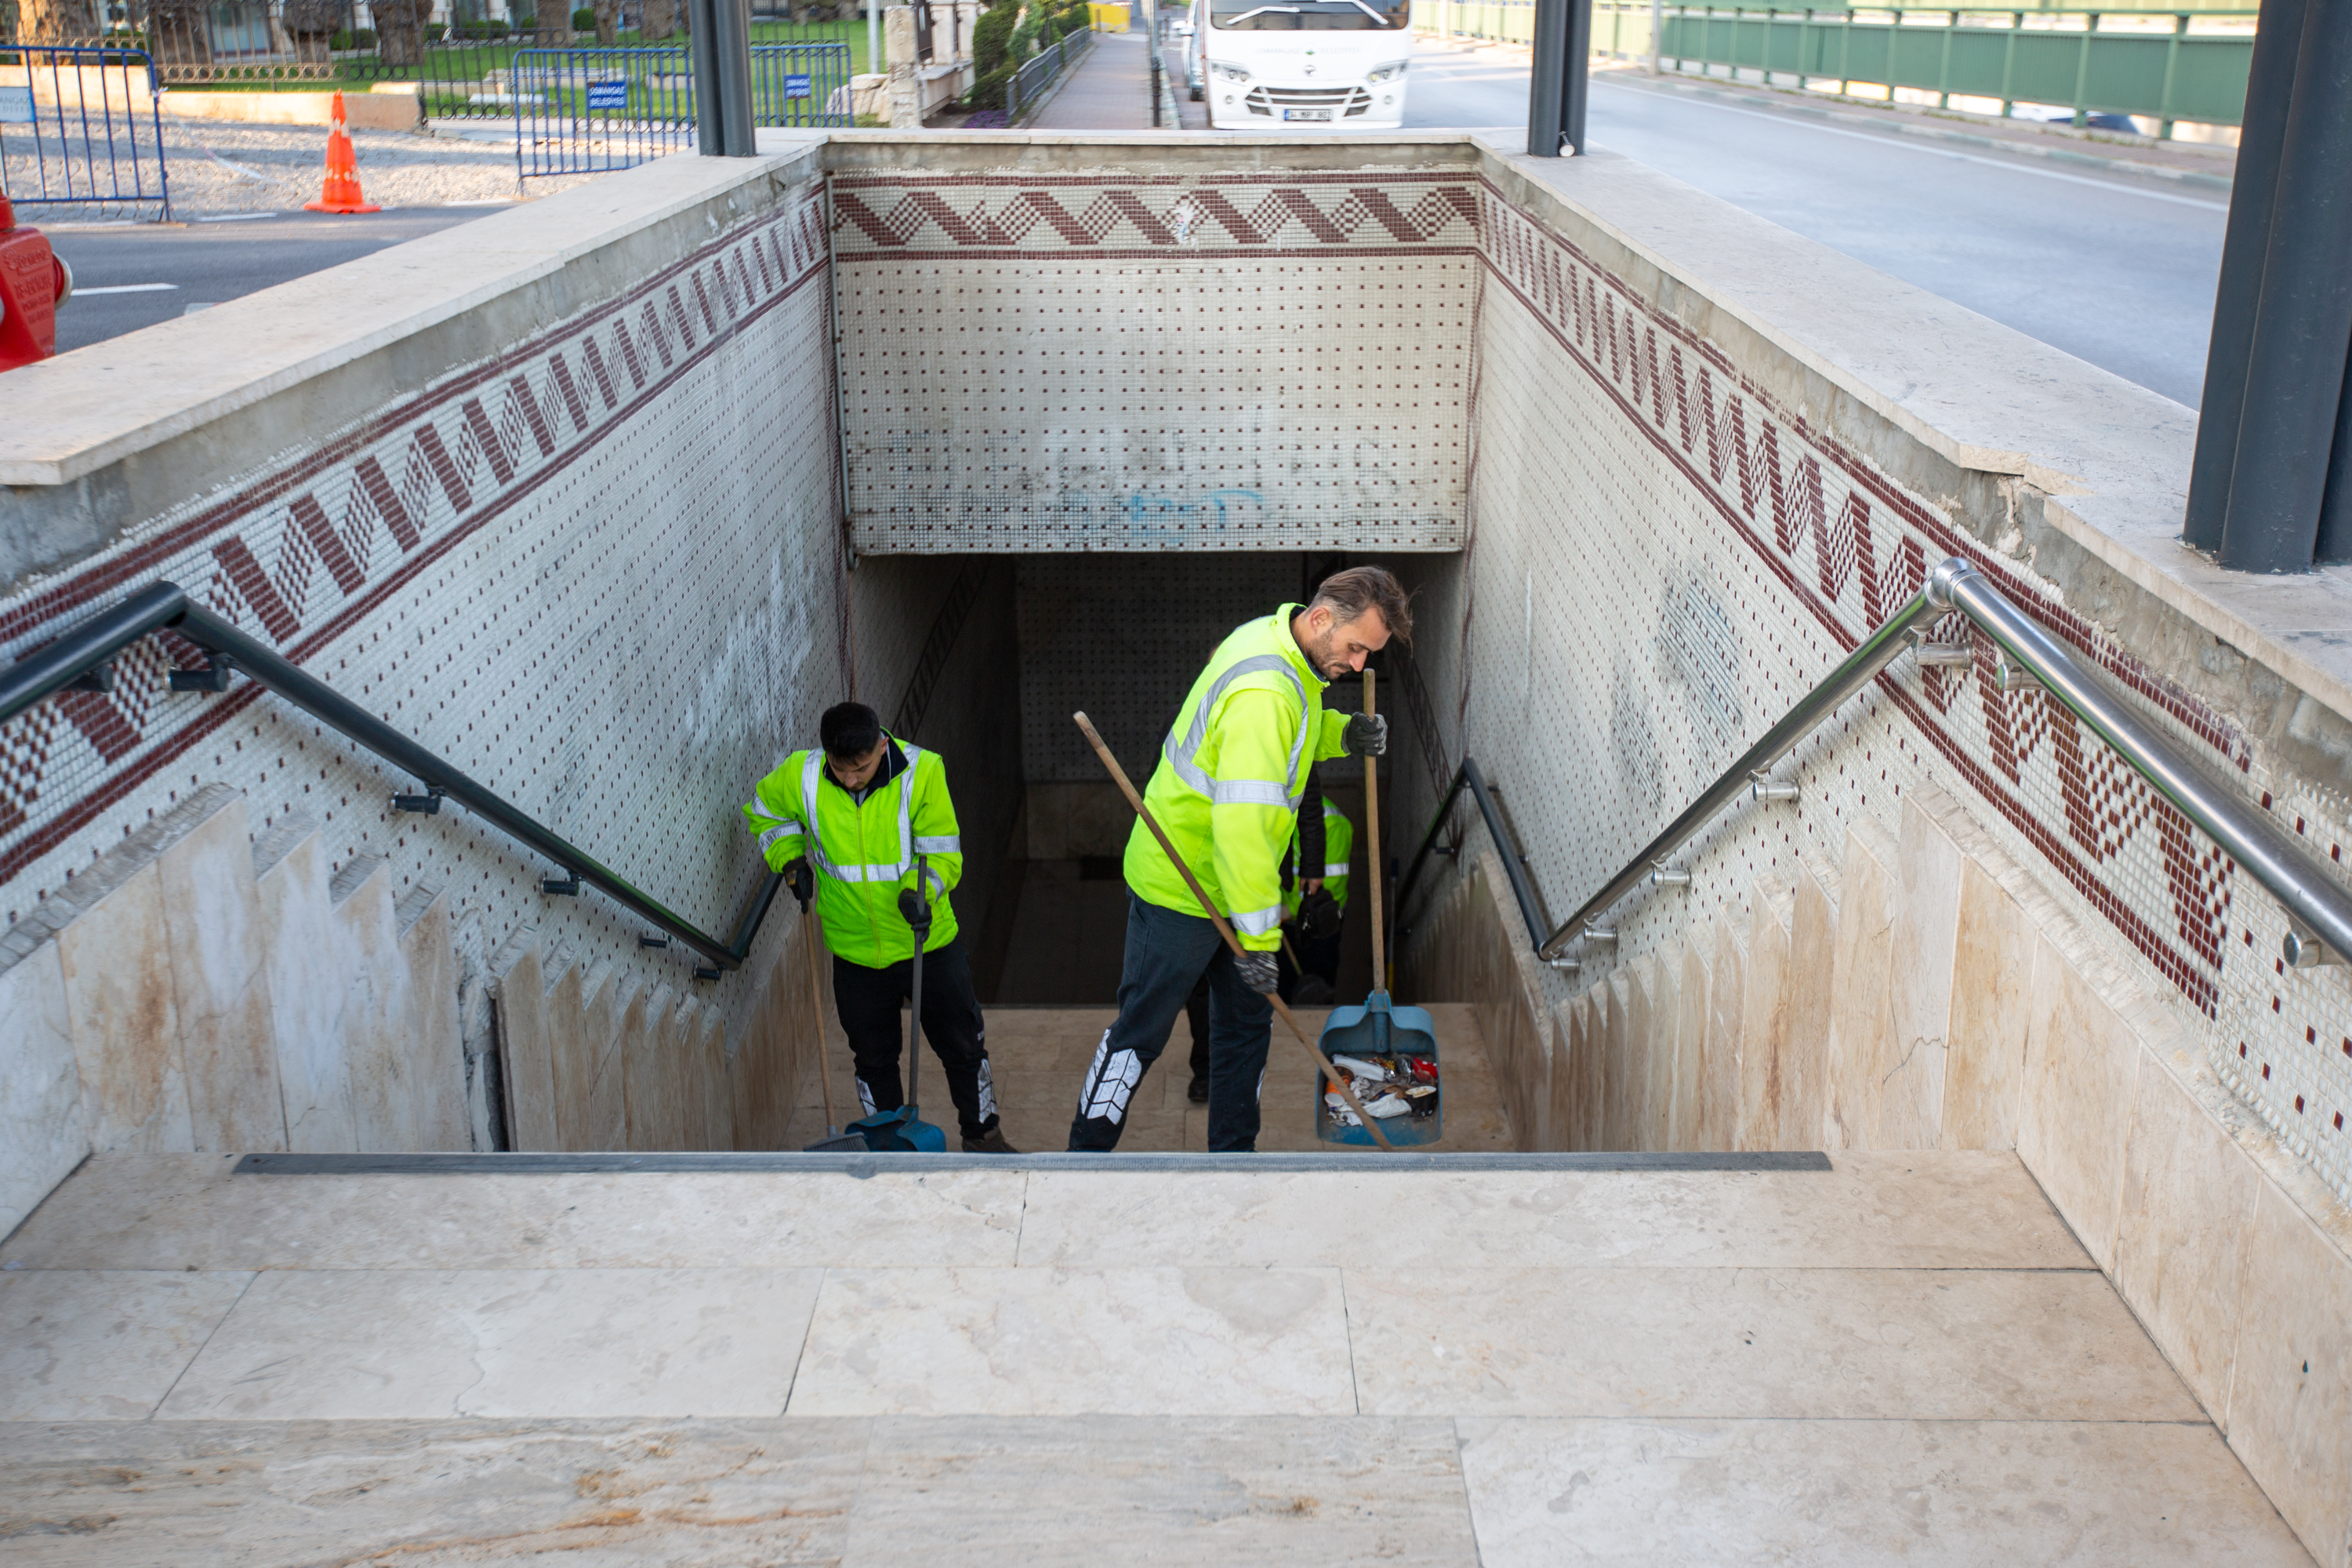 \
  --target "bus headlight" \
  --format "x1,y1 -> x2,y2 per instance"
1208,60 -> 1252,82
1366,60 -> 1407,82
